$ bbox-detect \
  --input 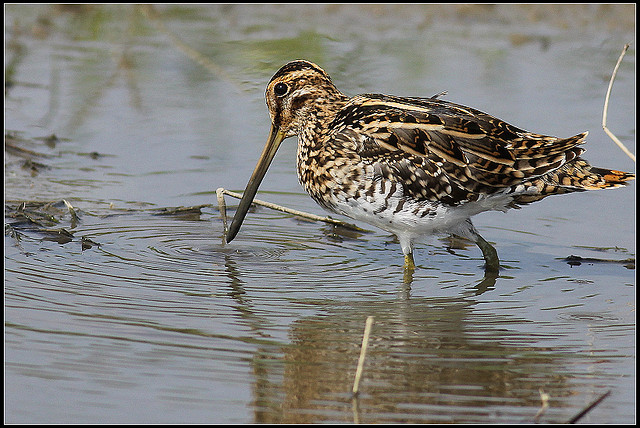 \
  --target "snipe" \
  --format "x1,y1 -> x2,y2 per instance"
226,60 -> 634,278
